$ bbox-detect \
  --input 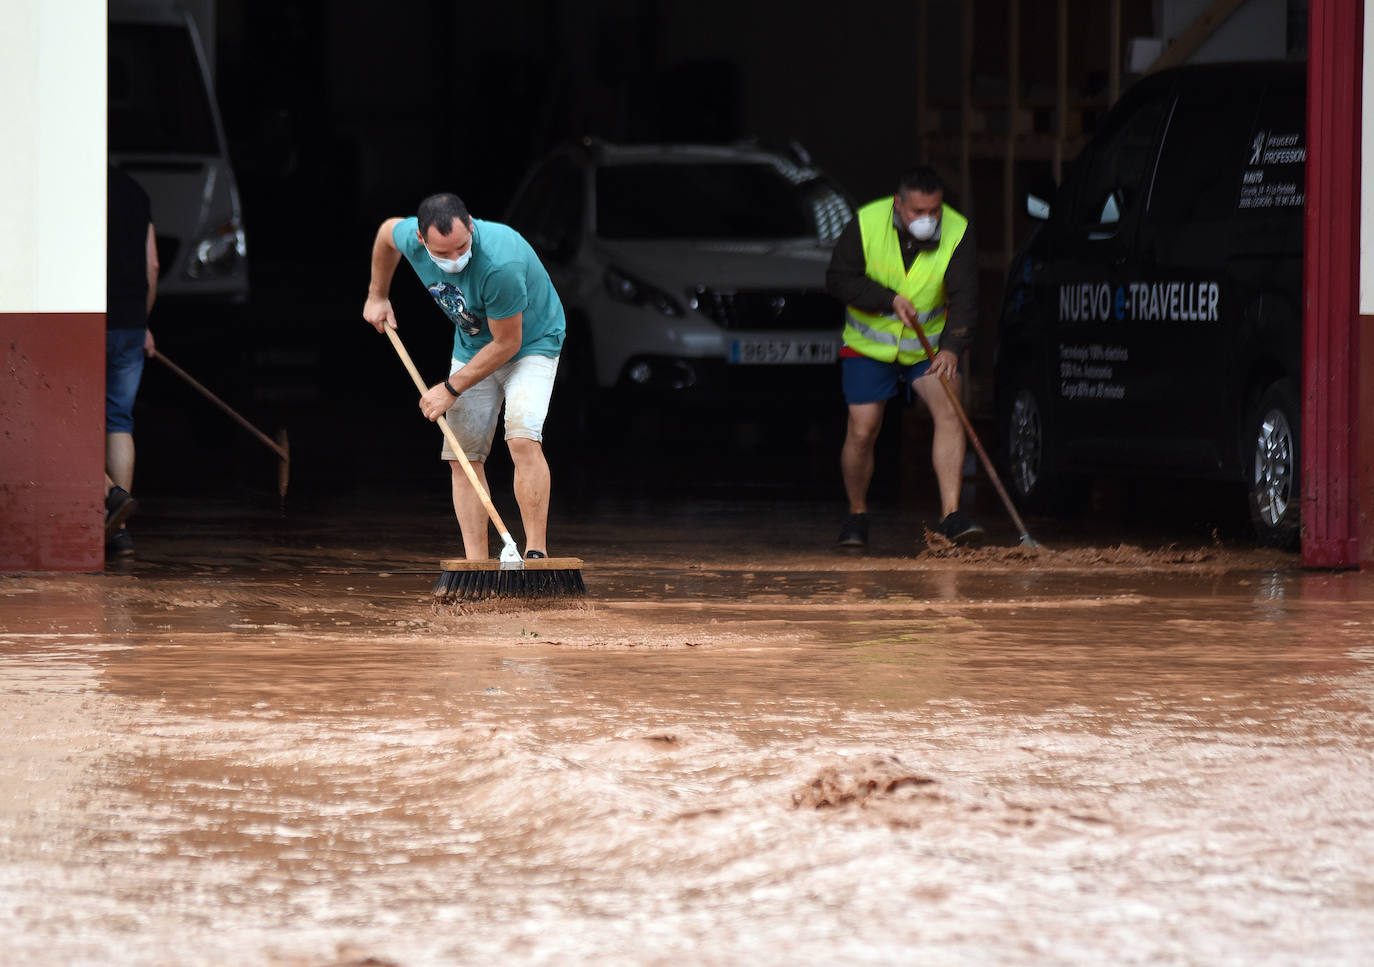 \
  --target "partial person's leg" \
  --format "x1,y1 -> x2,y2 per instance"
106,432 -> 135,493
500,355 -> 558,556
105,327 -> 145,493
841,402 -> 885,515
102,470 -> 138,541
912,370 -> 966,517
105,328 -> 144,553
